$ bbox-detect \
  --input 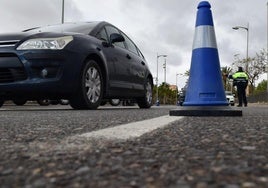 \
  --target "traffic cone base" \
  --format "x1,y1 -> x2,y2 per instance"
170,106 -> 242,117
